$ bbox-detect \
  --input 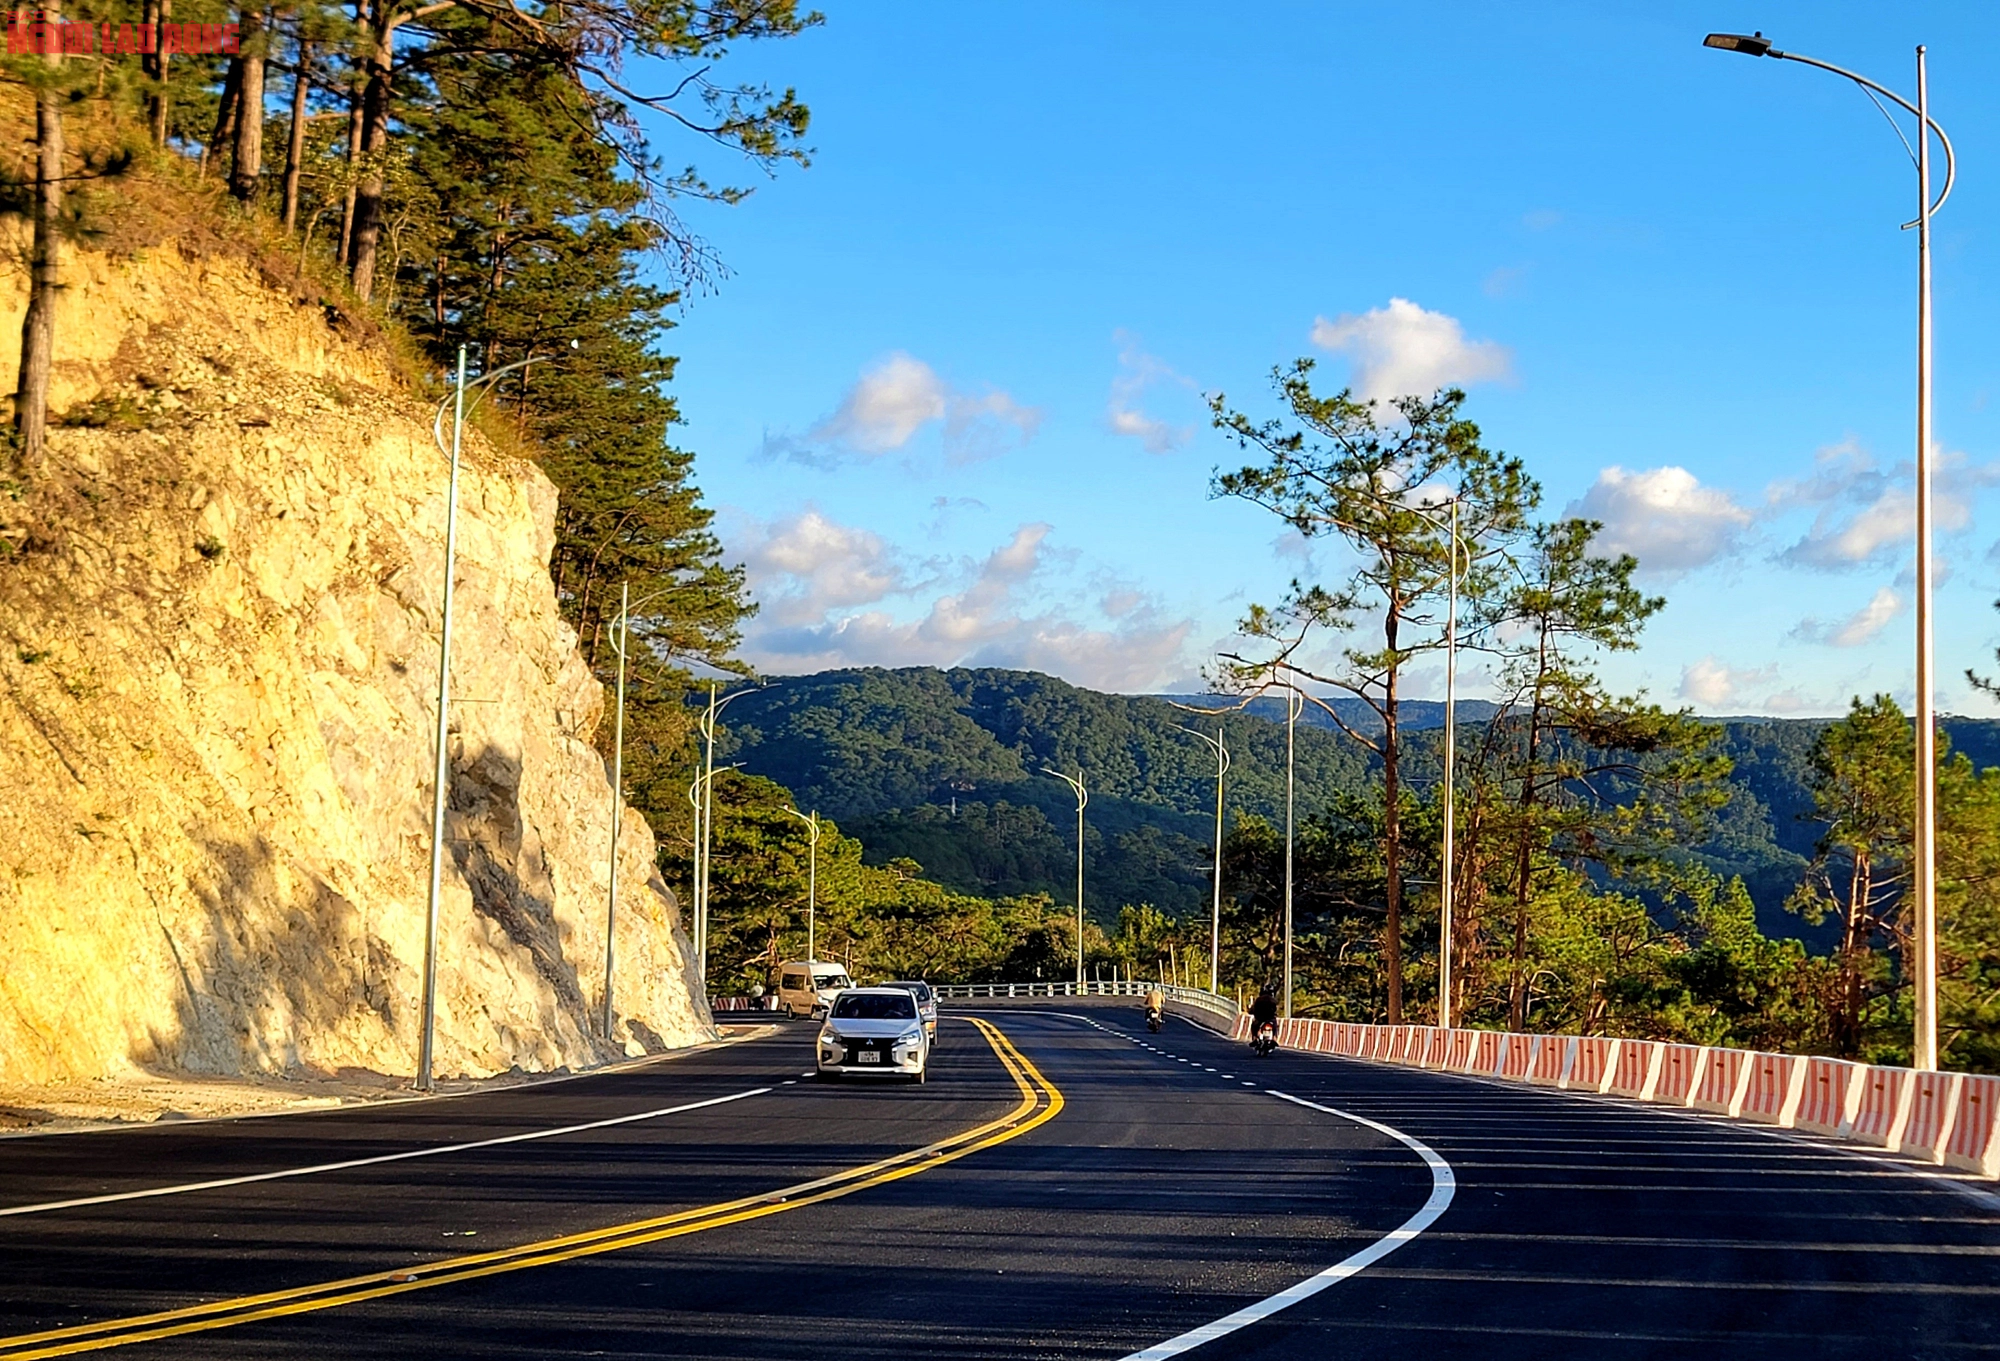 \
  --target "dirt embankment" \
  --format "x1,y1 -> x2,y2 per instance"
0,189 -> 713,1119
